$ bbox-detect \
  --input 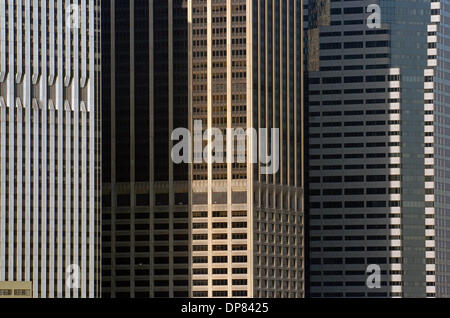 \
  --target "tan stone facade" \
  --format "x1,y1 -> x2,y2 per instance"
0,282 -> 33,298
